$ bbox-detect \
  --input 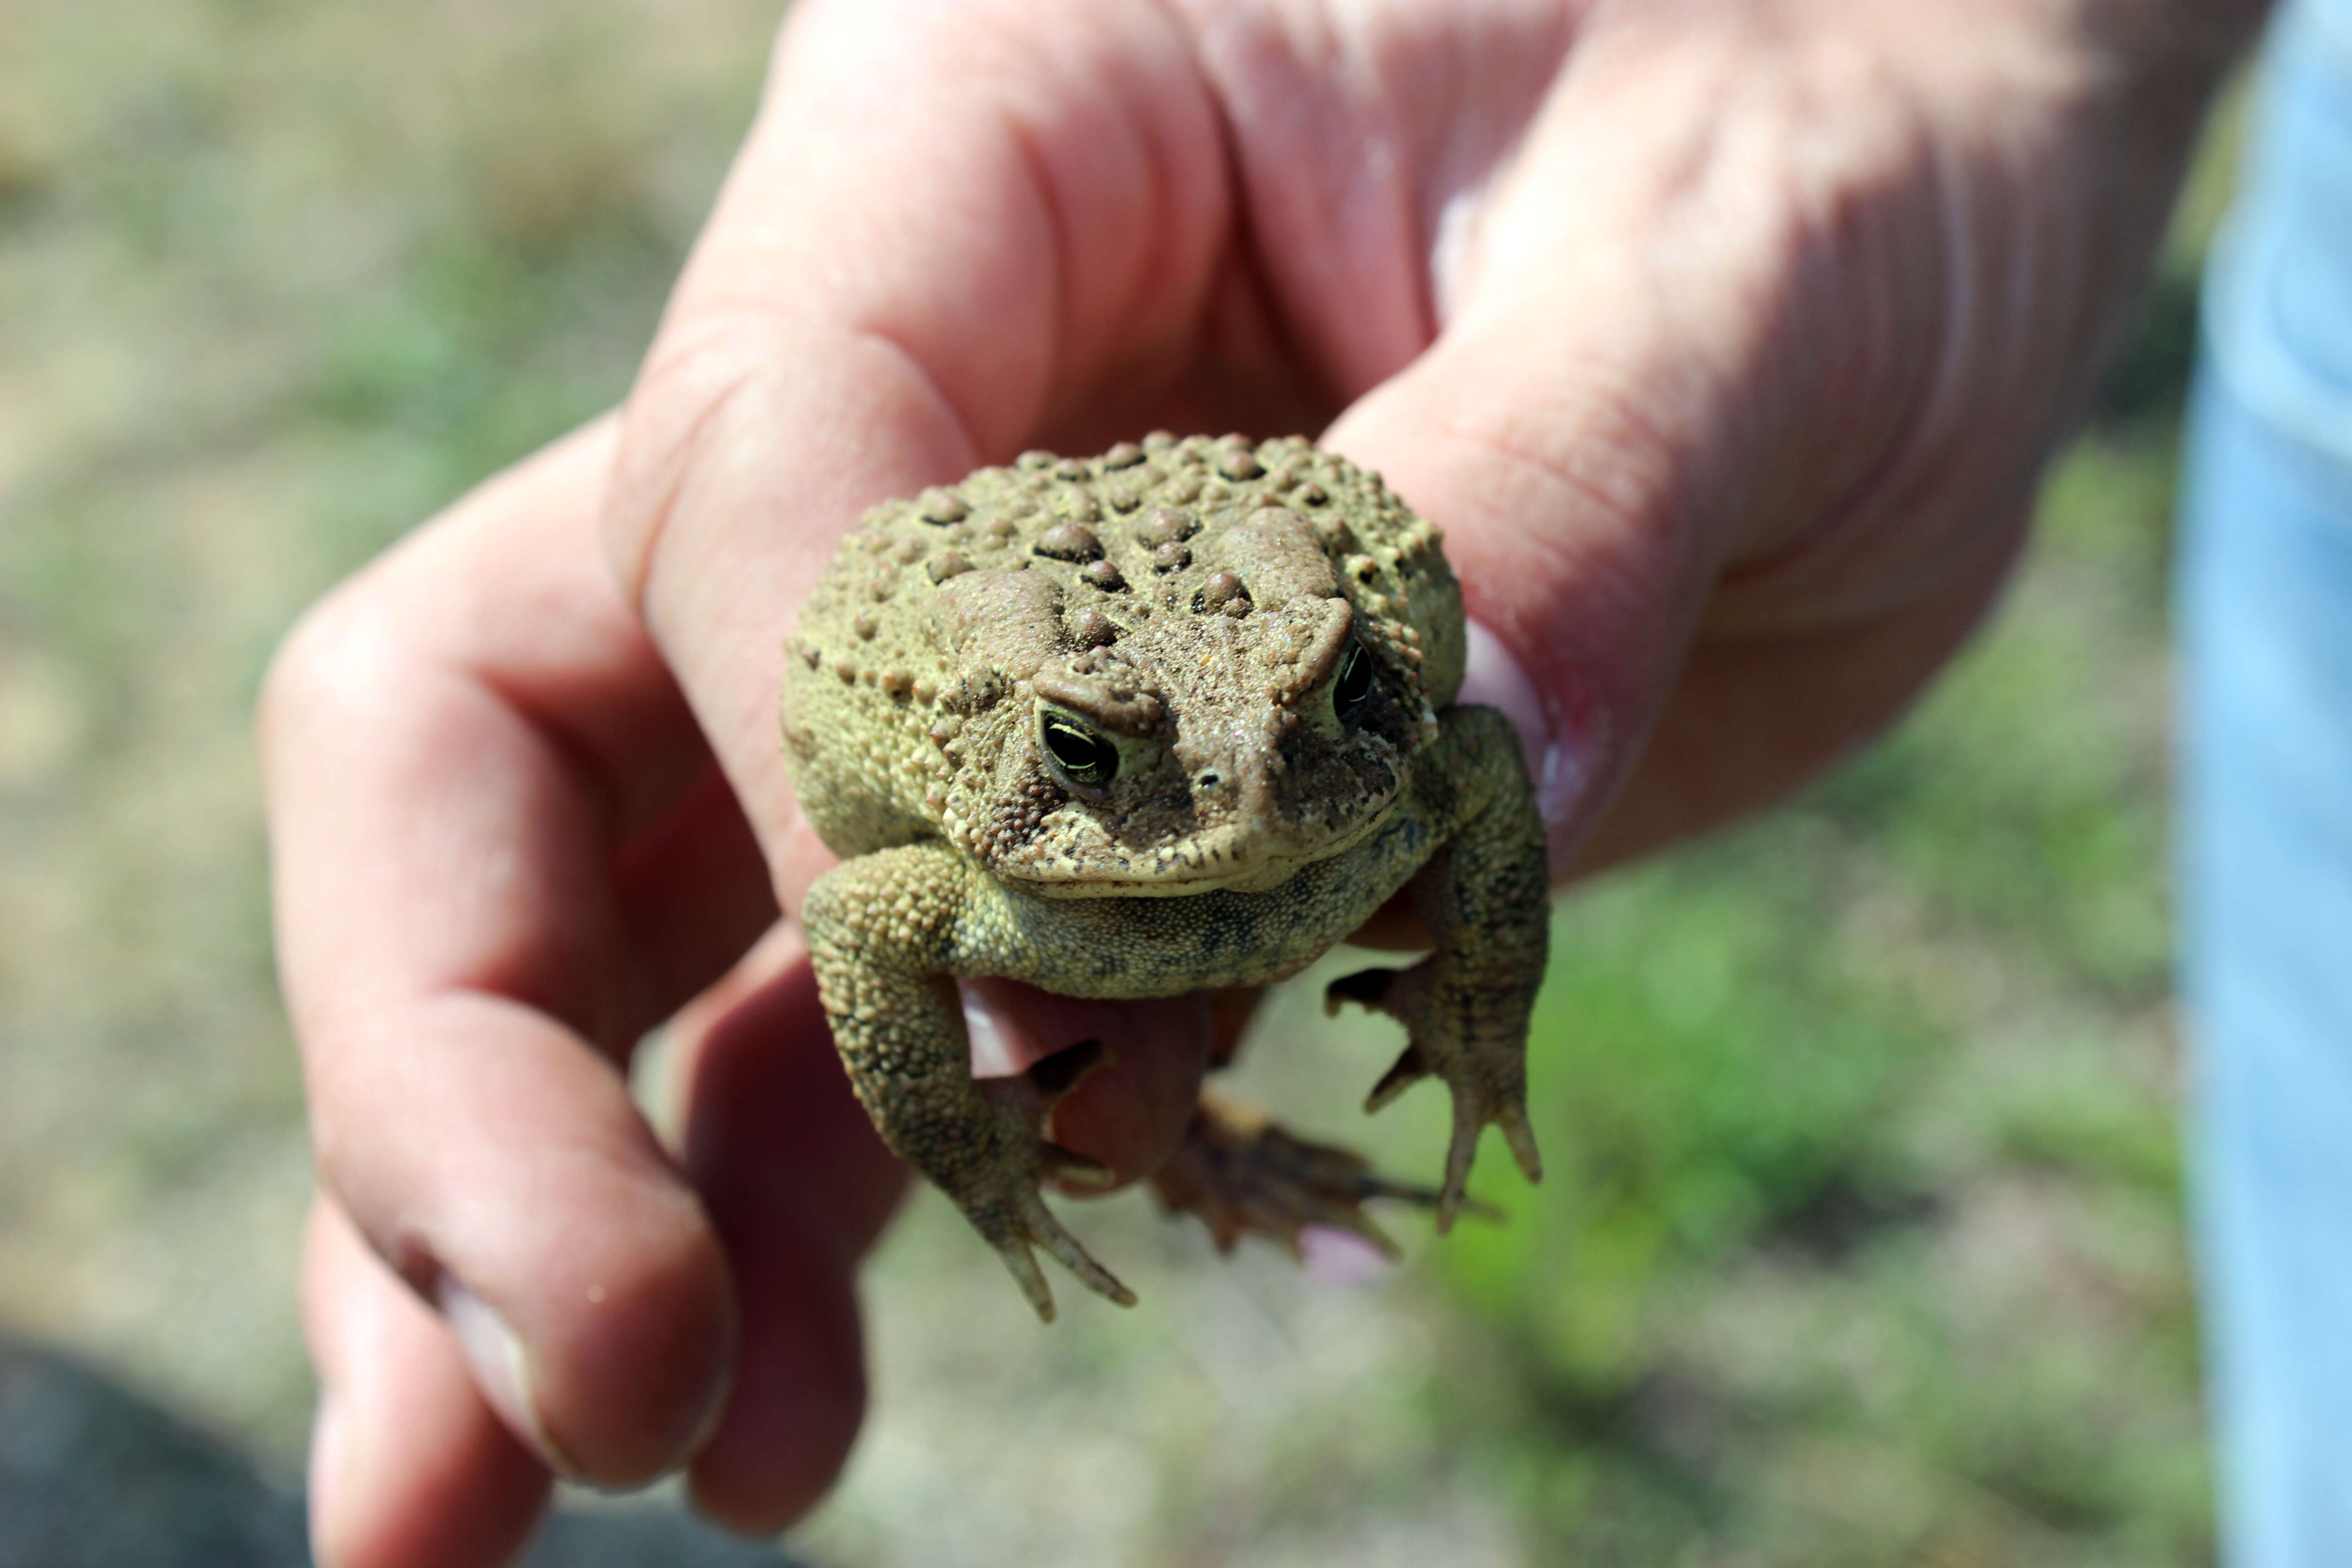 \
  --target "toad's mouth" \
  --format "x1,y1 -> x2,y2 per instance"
988,789 -> 1401,899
